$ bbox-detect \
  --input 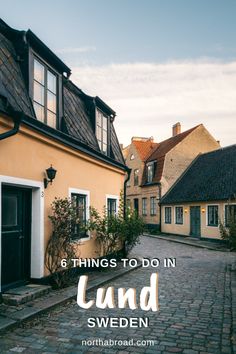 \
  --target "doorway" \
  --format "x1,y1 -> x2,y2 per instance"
190,206 -> 201,237
1,185 -> 32,291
